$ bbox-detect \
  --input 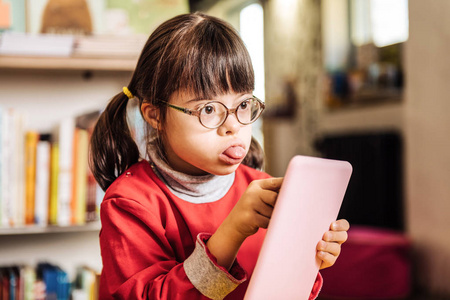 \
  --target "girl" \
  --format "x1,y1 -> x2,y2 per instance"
90,12 -> 349,300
